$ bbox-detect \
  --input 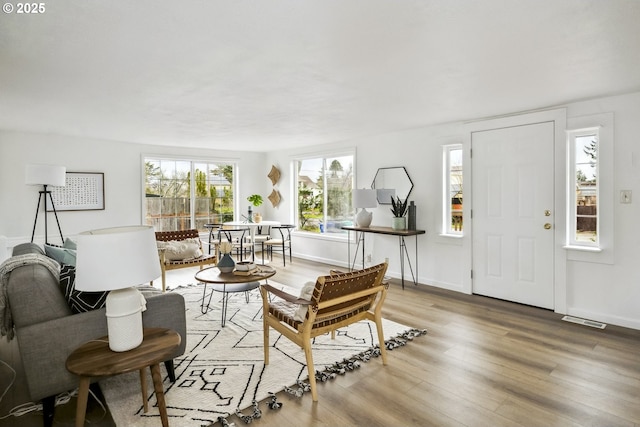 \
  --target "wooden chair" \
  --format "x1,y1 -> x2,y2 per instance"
259,261 -> 389,401
154,229 -> 217,292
